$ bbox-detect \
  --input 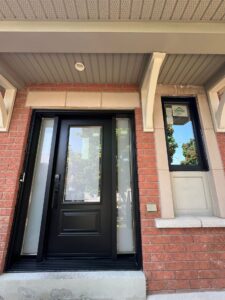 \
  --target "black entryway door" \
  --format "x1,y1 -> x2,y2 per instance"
47,118 -> 112,257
